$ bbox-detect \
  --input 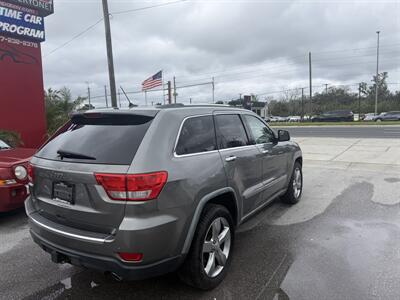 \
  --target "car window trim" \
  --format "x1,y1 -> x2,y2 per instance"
173,114 -> 218,158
